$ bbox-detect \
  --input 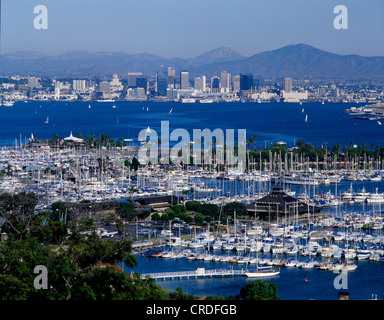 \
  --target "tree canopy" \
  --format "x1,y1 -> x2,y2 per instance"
240,280 -> 279,300
0,192 -> 166,300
